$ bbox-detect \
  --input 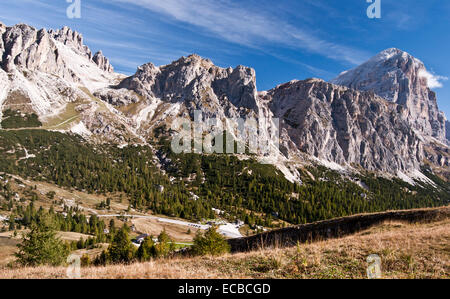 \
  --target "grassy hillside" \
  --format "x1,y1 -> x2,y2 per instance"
1,210 -> 448,279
